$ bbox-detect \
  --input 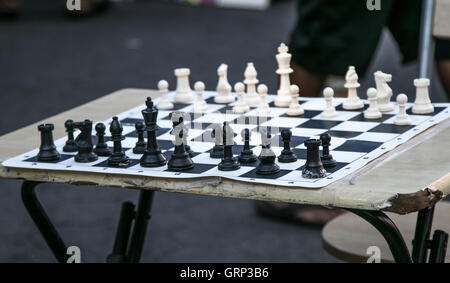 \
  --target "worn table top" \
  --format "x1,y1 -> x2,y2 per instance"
1,88 -> 449,213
